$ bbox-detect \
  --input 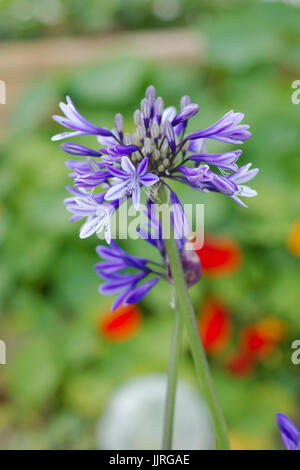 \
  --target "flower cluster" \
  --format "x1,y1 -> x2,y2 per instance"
52,86 -> 258,307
